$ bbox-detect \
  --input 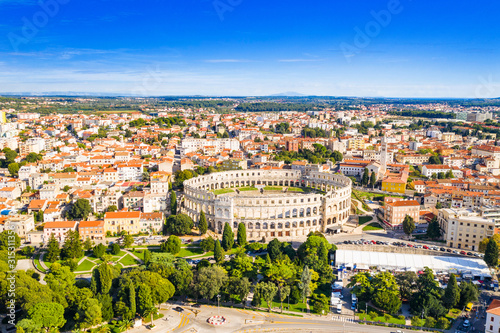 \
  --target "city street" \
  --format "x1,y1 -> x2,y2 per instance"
125,303 -> 430,333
